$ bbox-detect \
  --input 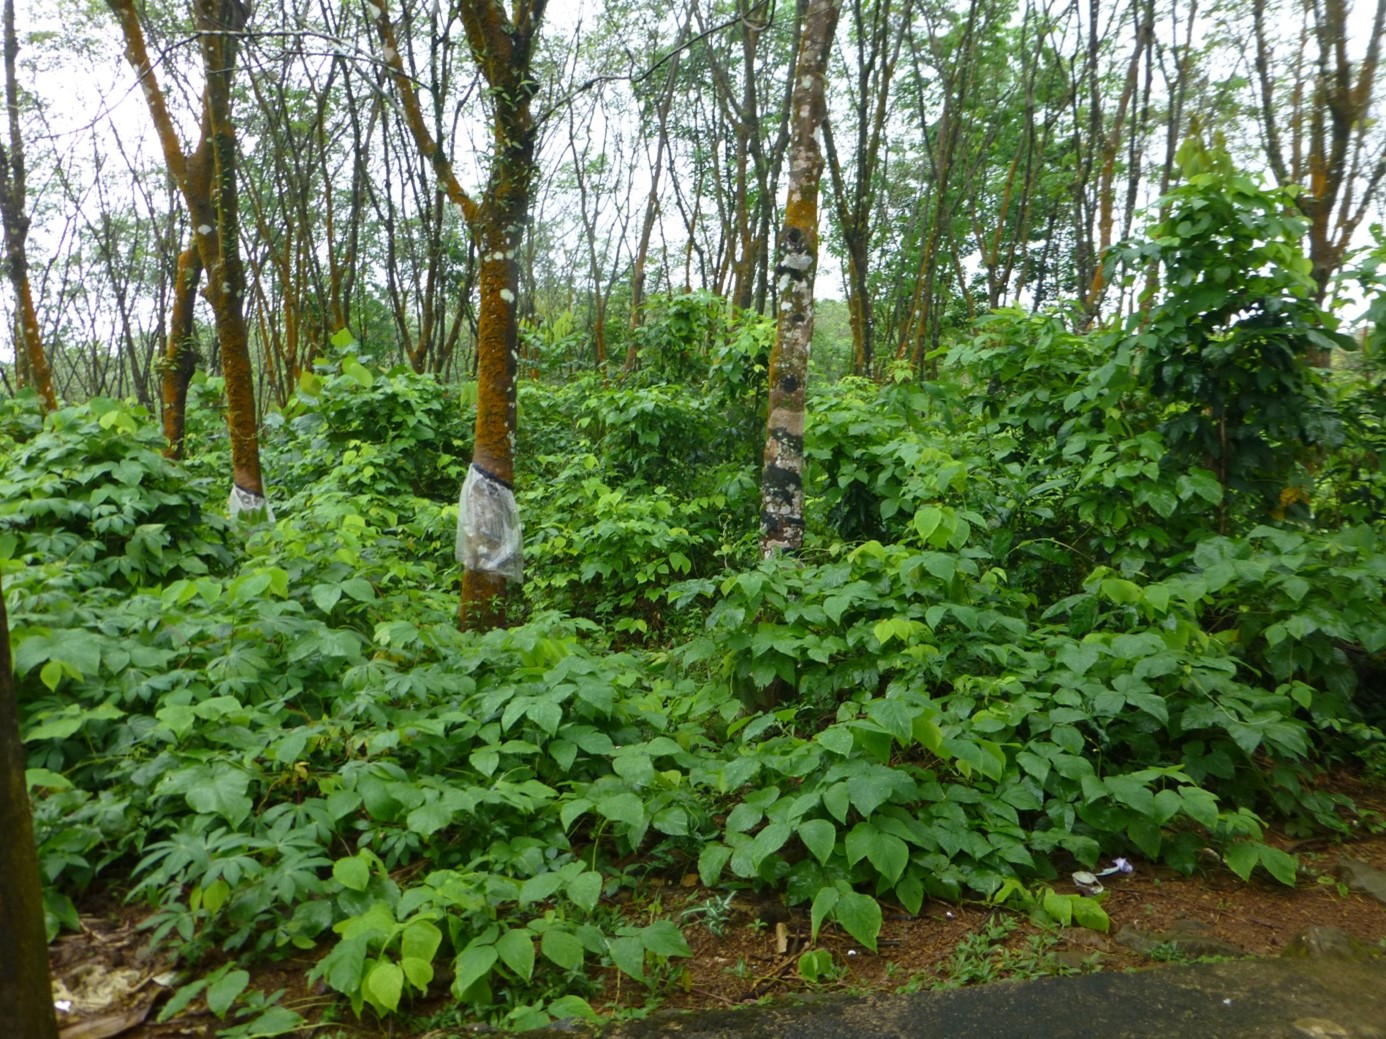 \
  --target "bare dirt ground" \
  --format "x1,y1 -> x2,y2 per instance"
49,778 -> 1386,1039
